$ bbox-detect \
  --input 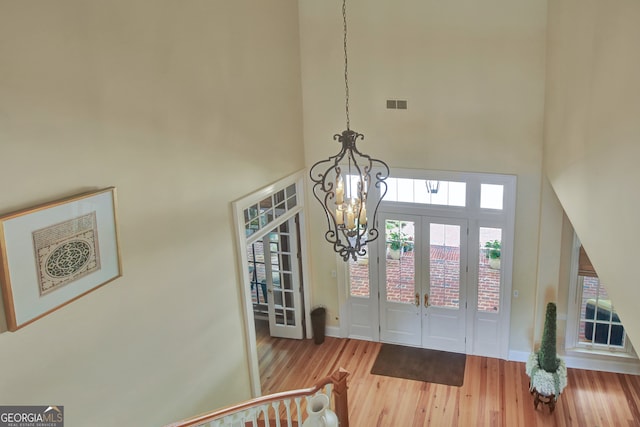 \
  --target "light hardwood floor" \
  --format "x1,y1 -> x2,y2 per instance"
256,321 -> 640,426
